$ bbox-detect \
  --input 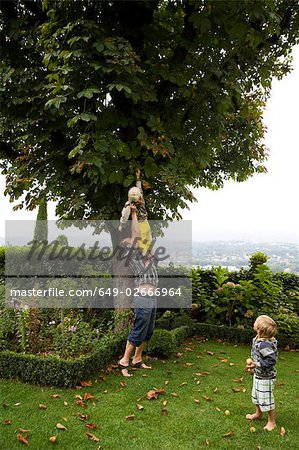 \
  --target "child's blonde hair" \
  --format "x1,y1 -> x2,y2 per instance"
254,315 -> 277,339
128,186 -> 142,203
